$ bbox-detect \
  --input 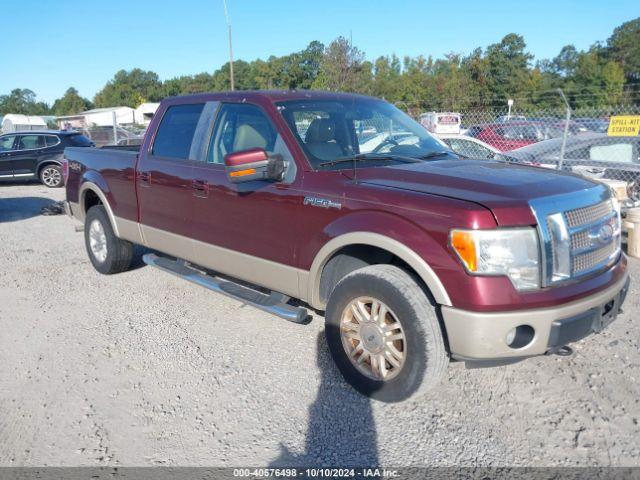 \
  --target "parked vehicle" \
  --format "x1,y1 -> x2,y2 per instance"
495,114 -> 527,123
499,133 -> 640,210
437,134 -> 499,159
467,122 -> 541,151
419,112 -> 461,134
574,117 -> 610,133
64,91 -> 628,402
0,130 -> 94,187
467,120 -> 585,151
